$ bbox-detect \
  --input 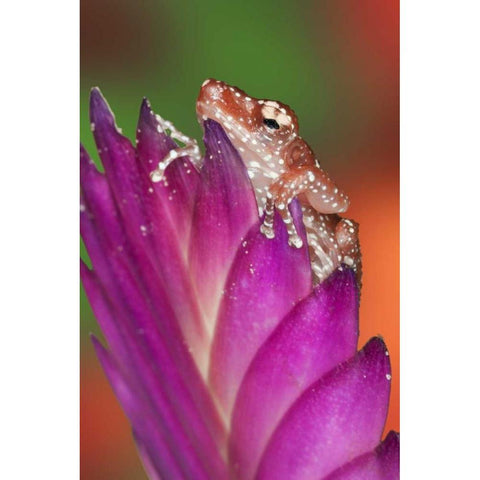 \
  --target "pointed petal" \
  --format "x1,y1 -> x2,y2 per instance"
188,120 -> 258,331
323,431 -> 400,480
209,200 -> 312,418
85,96 -> 209,369
80,143 -> 126,263
136,98 -> 200,249
229,268 -> 359,479
256,337 -> 392,480
89,89 -> 182,265
81,150 -> 220,452
82,119 -> 227,467
375,431 -> 400,480
80,145 -> 208,367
